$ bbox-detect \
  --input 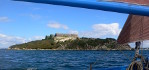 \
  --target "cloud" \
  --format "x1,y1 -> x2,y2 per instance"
68,30 -> 79,34
129,40 -> 149,48
20,14 -> 41,20
92,23 -> 121,36
28,36 -> 44,41
47,22 -> 69,30
33,8 -> 41,10
0,34 -> 44,48
0,17 -> 10,22
143,40 -> 149,48
0,34 -> 27,48
79,23 -> 121,38
29,14 -> 41,19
